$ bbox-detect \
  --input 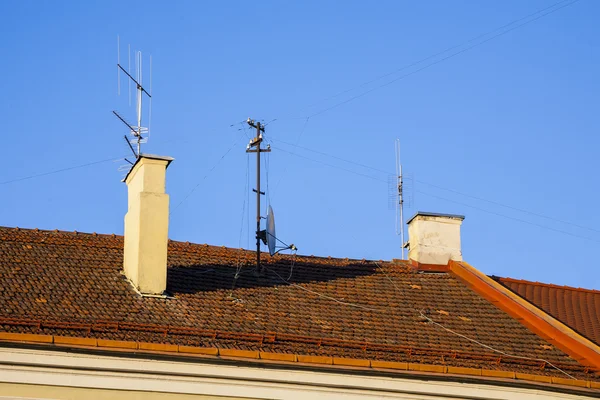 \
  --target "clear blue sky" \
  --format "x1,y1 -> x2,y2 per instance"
1,1 -> 598,289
